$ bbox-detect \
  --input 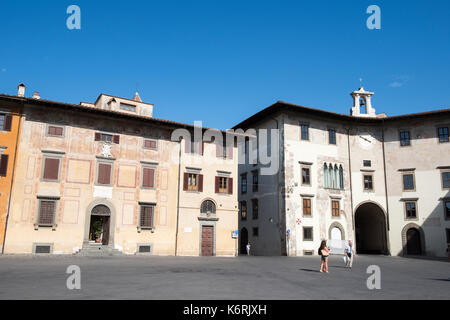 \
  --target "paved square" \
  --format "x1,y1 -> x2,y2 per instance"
0,255 -> 448,299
